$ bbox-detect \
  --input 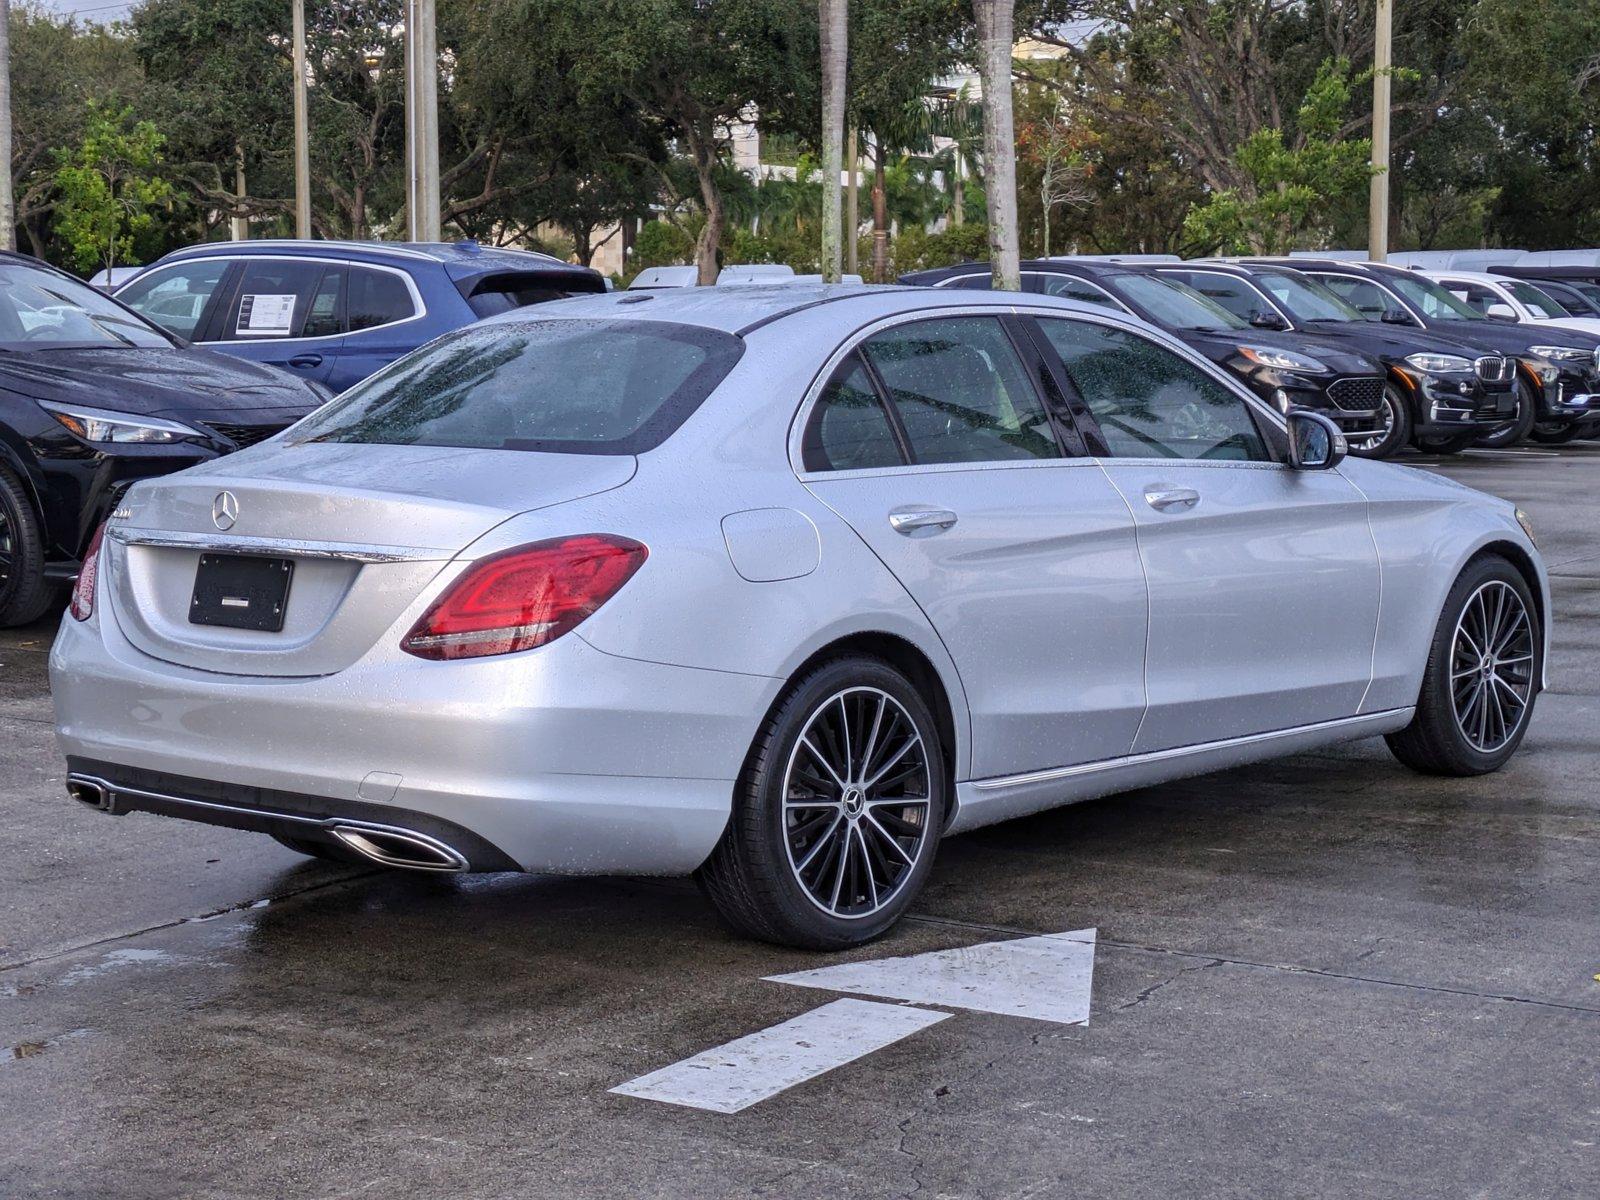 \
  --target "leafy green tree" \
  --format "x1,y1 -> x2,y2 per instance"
52,103 -> 173,274
1183,58 -> 1376,255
